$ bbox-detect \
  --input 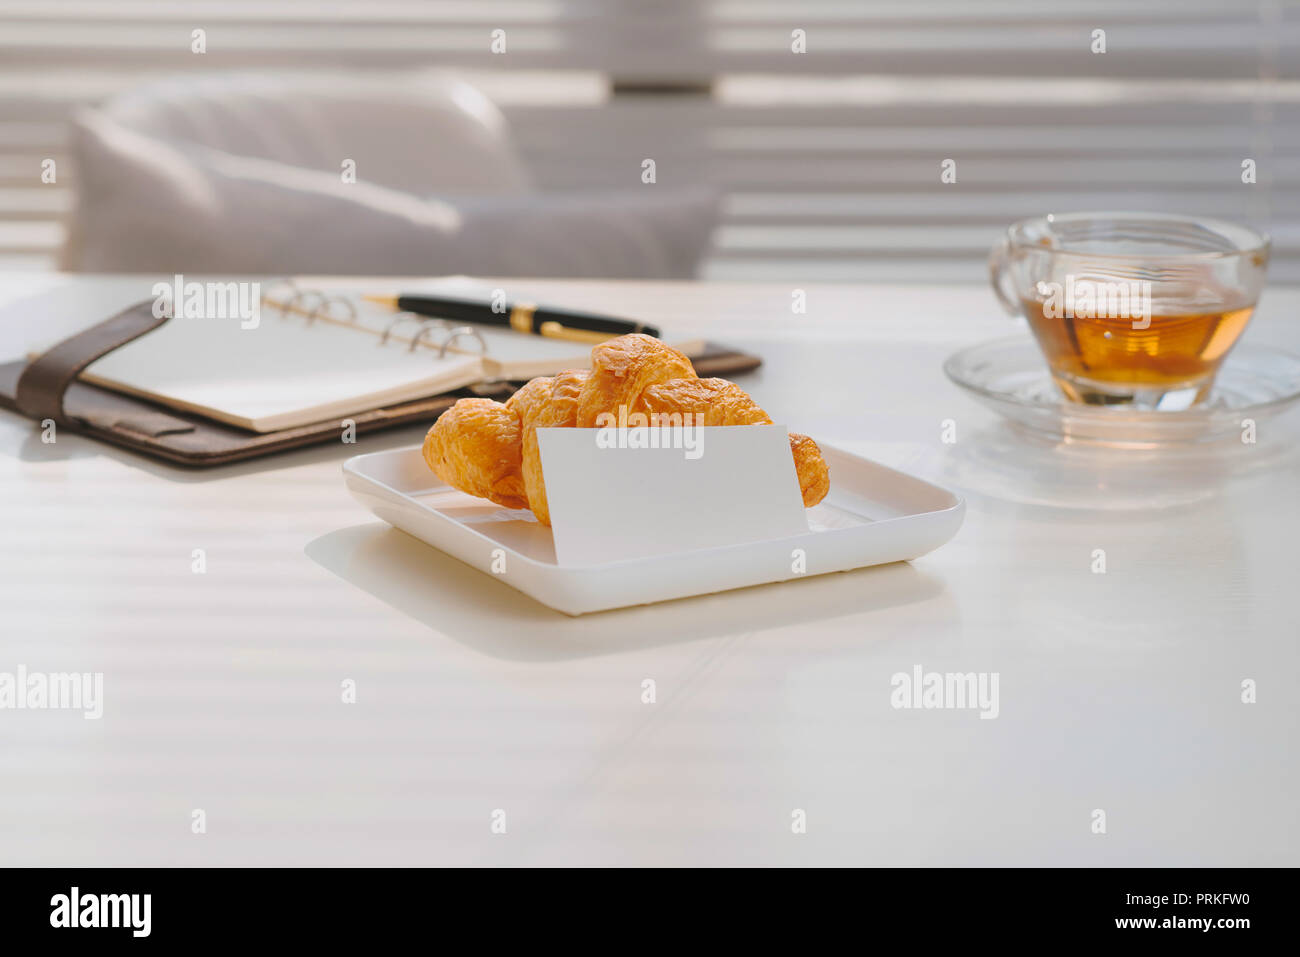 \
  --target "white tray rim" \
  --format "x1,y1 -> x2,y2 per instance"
342,442 -> 965,614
